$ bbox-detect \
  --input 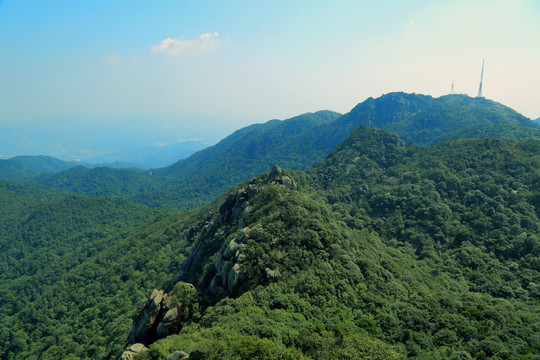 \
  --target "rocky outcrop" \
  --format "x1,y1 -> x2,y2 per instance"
267,165 -> 297,189
123,166 -> 297,353
265,267 -> 281,280
165,350 -> 189,360
209,227 -> 250,300
118,343 -> 147,360
127,282 -> 197,345
128,289 -> 163,344
182,165 -> 297,302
